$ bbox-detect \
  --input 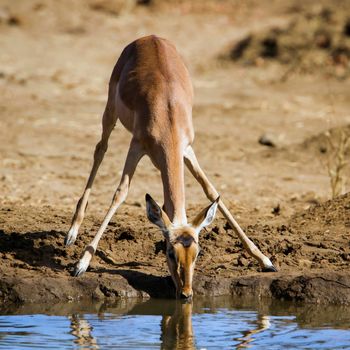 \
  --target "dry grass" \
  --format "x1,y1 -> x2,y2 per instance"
325,128 -> 350,198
